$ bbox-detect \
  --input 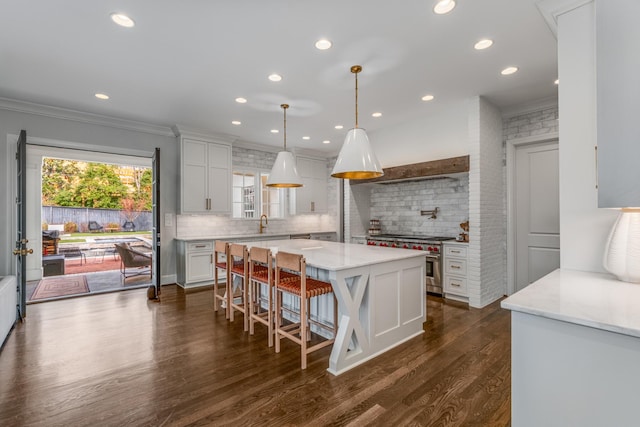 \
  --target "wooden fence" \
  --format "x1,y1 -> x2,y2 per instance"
42,206 -> 152,232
